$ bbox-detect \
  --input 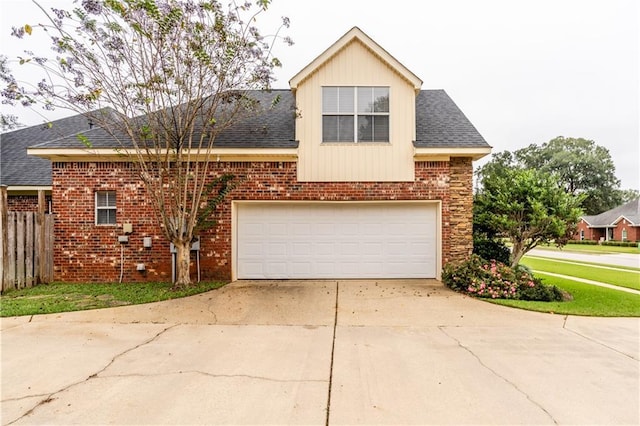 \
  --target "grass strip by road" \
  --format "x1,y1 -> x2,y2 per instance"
520,257 -> 640,291
489,273 -> 640,317
0,281 -> 227,317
